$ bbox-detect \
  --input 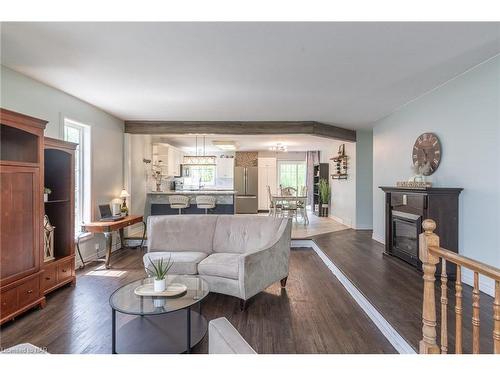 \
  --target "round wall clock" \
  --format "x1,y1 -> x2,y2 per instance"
412,132 -> 441,176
